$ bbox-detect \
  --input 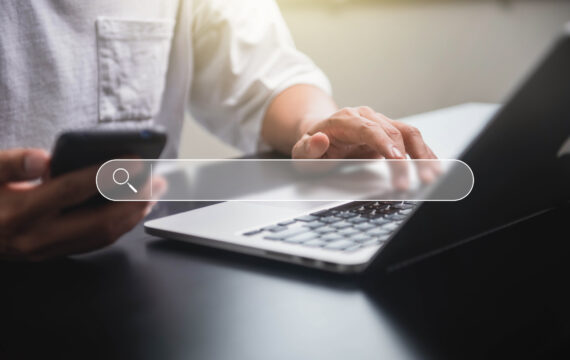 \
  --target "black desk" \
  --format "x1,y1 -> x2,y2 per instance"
1,201 -> 569,360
